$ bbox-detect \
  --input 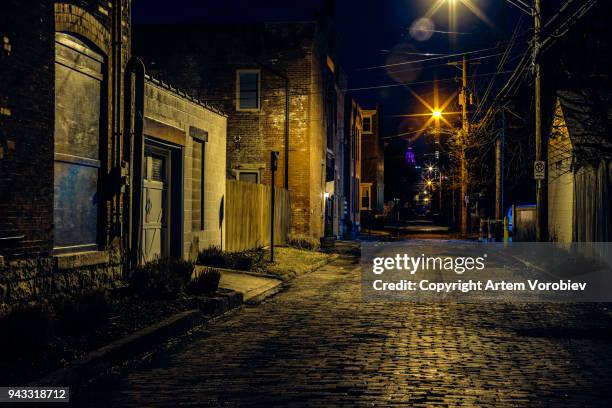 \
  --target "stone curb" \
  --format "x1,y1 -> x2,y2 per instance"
245,281 -> 288,305
32,290 -> 243,390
